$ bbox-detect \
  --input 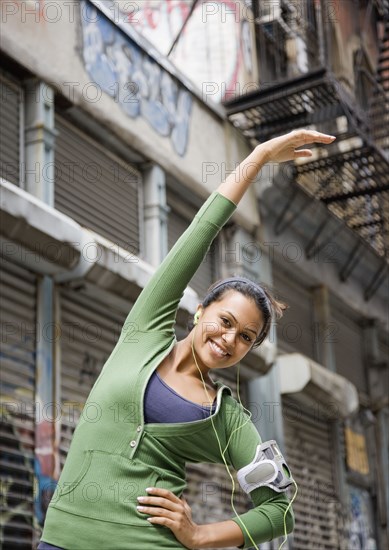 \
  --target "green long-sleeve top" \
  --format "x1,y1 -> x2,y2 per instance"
41,191 -> 294,550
